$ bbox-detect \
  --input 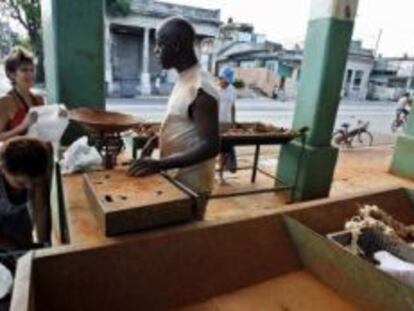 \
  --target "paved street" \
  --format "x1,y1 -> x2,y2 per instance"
0,64 -> 399,145
107,96 -> 399,145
